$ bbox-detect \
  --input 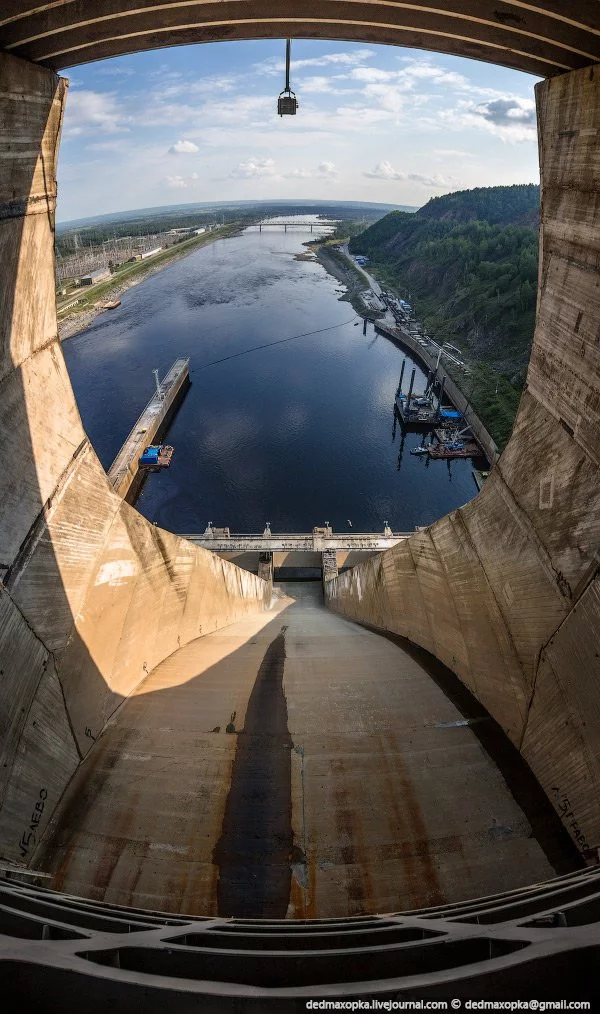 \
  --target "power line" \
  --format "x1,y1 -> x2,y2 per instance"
189,315 -> 359,374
